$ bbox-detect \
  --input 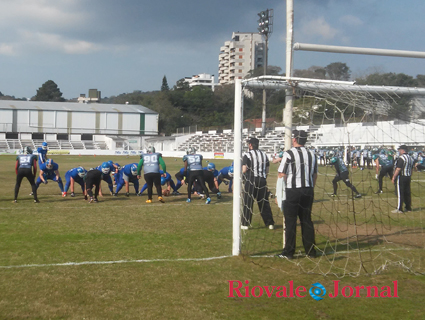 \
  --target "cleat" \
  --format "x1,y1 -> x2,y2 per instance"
205,197 -> 211,204
223,180 -> 229,186
158,196 -> 165,203
93,198 -> 98,203
216,192 -> 222,199
146,199 -> 152,203
241,225 -> 249,230
276,251 -> 293,260
113,193 -> 118,197
268,225 -> 274,230
84,195 -> 88,200
330,193 -> 336,197
374,190 -> 383,194
89,197 -> 94,203
172,191 -> 180,195
137,192 -> 142,196
70,192 -> 75,197
29,192 -> 34,196
125,192 -> 130,197
391,209 -> 404,214
199,194 -> 205,199
13,200 -> 17,203
62,192 -> 67,197
34,199 -> 40,203
186,198 -> 191,203
355,193 -> 362,198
